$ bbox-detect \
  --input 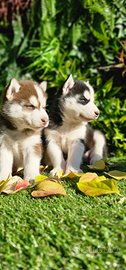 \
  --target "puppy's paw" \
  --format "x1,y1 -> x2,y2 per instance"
50,168 -> 59,176
29,179 -> 35,184
90,154 -> 102,165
